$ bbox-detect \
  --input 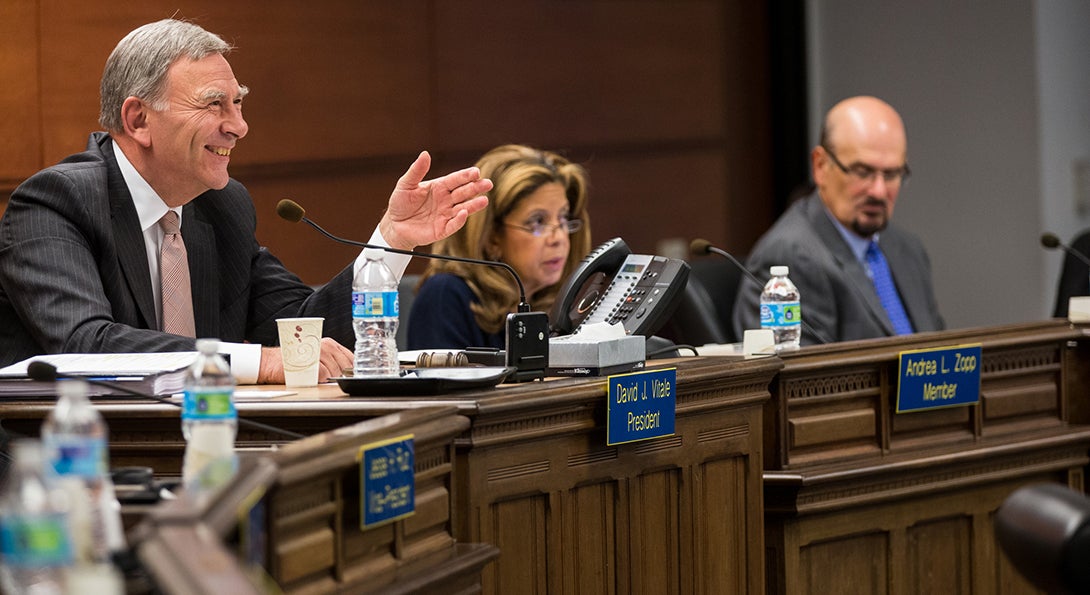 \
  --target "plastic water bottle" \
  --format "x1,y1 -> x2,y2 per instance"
760,265 -> 801,351
353,248 -> 400,377
40,379 -> 125,565
0,440 -> 72,595
181,339 -> 238,492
